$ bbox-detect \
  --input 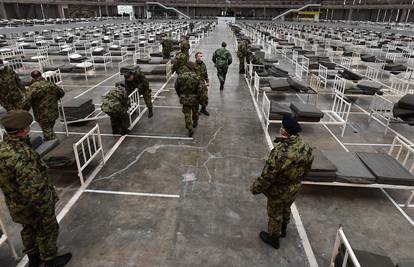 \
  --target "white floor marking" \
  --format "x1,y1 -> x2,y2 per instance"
74,72 -> 120,99
84,189 -> 180,198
